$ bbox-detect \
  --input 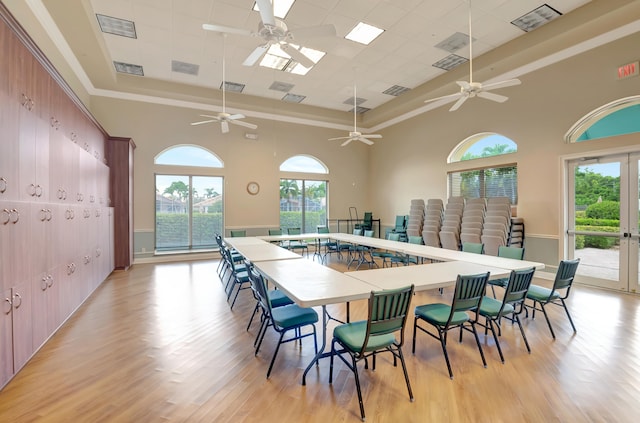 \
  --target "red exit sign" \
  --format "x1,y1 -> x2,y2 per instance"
617,61 -> 639,79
